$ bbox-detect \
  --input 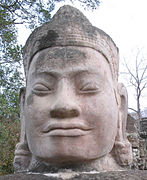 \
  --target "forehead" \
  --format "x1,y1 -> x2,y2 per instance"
29,46 -> 111,75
